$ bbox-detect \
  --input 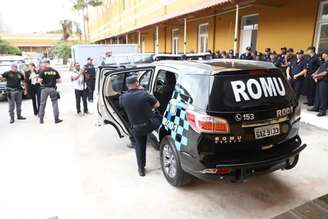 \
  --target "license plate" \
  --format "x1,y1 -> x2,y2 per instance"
254,124 -> 280,140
